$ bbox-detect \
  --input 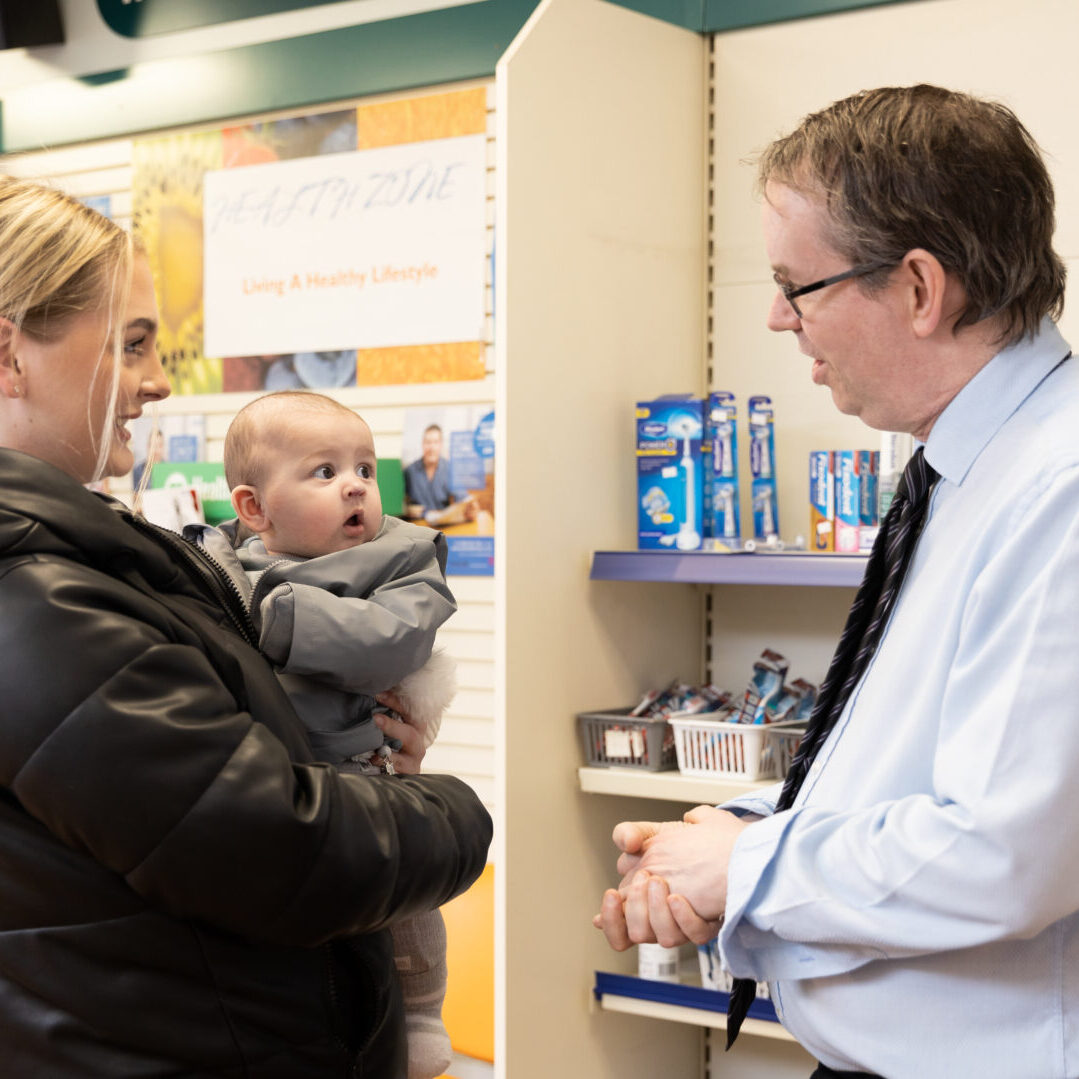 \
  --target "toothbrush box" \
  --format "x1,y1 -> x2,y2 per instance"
835,450 -> 861,553
705,391 -> 740,546
748,395 -> 778,540
809,450 -> 835,552
636,394 -> 706,550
